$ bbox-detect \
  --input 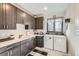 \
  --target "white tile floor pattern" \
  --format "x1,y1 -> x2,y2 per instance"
28,47 -> 67,56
